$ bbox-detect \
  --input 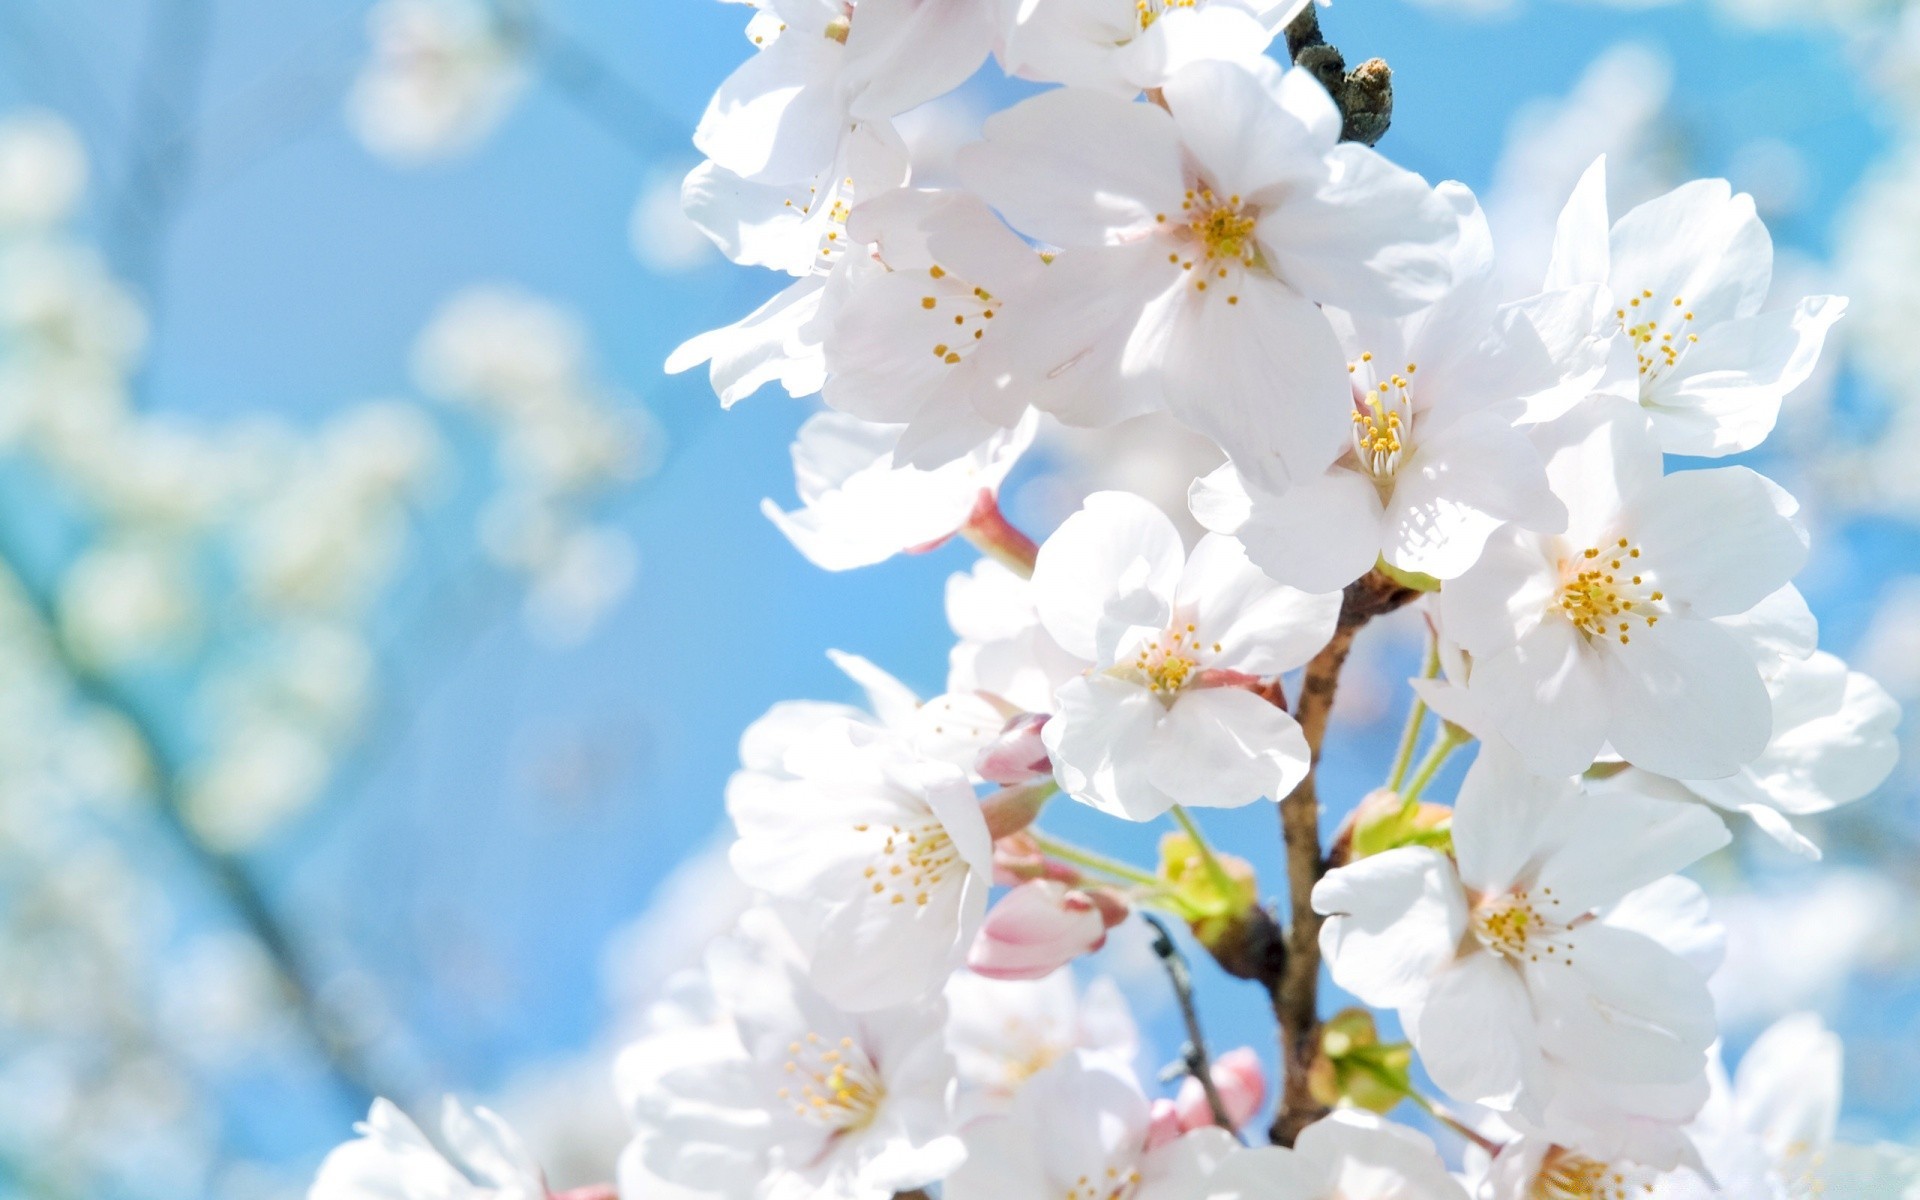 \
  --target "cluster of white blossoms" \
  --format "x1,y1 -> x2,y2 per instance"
317,3 -> 1915,1200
